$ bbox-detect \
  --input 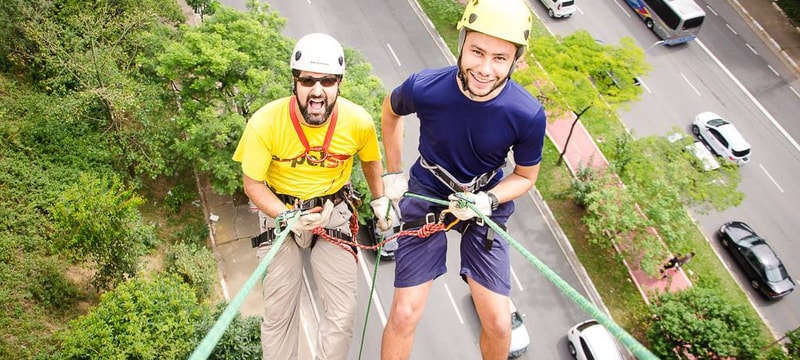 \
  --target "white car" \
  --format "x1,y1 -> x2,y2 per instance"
667,132 -> 721,171
692,112 -> 751,165
686,141 -> 721,171
509,300 -> 531,358
567,319 -> 624,360
539,0 -> 576,18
